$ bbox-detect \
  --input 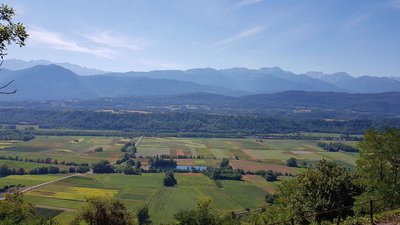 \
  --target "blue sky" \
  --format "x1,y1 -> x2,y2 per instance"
3,0 -> 400,76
